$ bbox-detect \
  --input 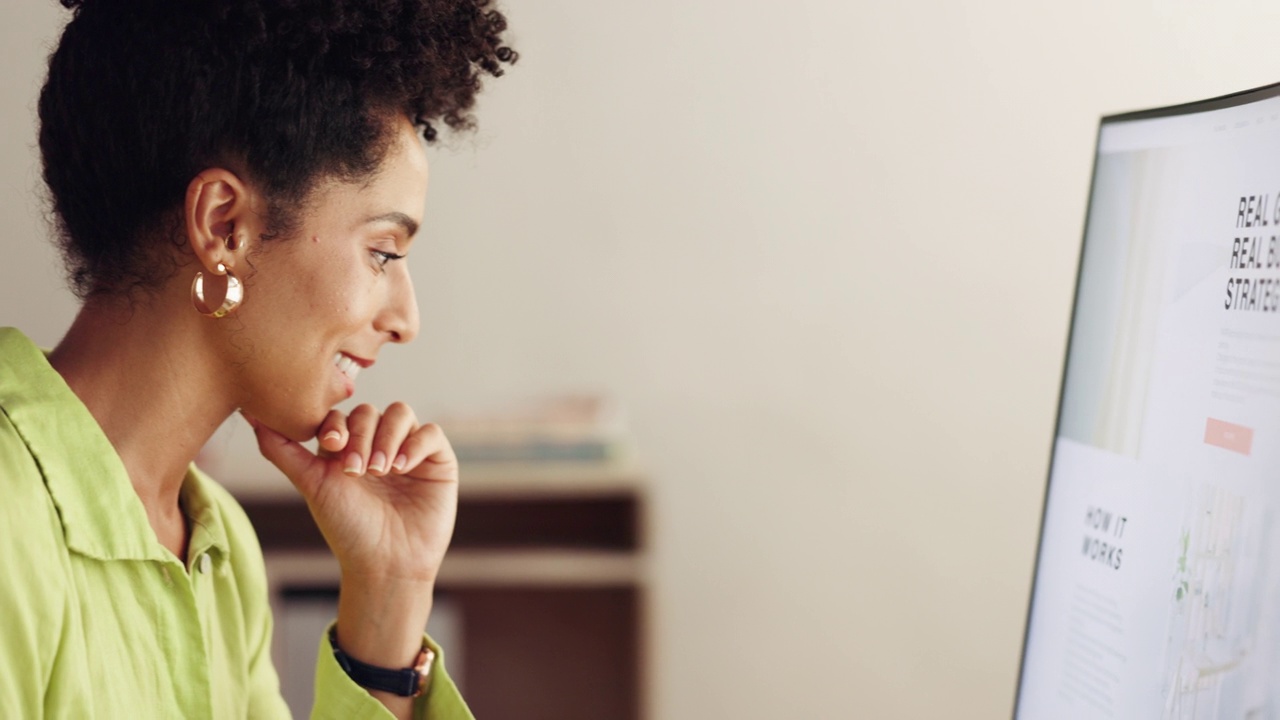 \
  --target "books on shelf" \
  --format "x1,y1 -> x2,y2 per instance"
439,394 -> 630,465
